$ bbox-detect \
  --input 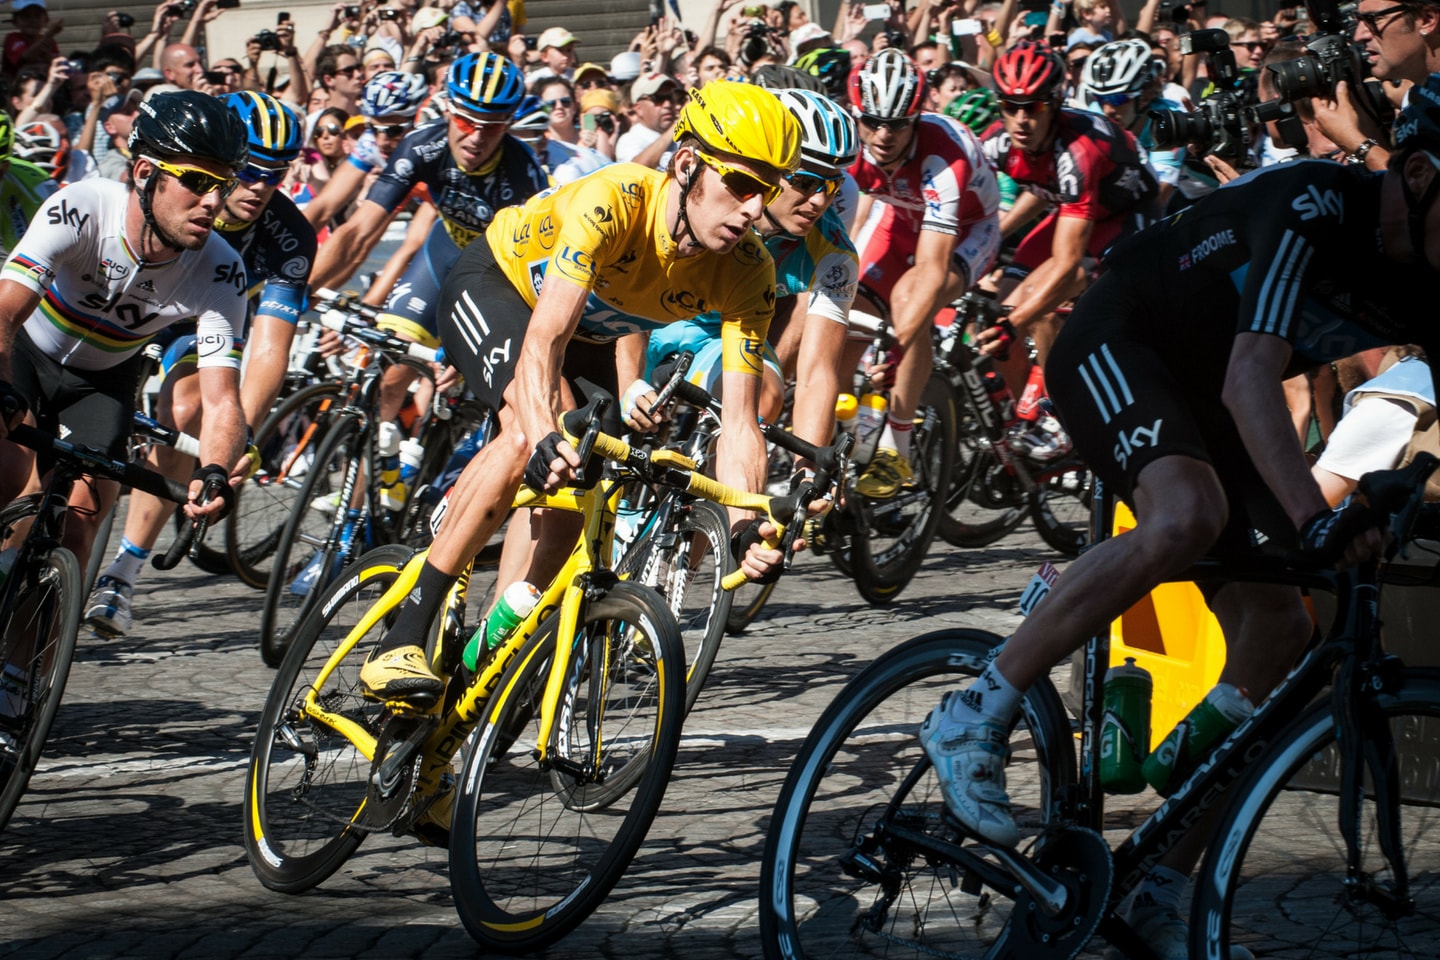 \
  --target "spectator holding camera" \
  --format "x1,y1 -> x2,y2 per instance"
578,88 -> 623,160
